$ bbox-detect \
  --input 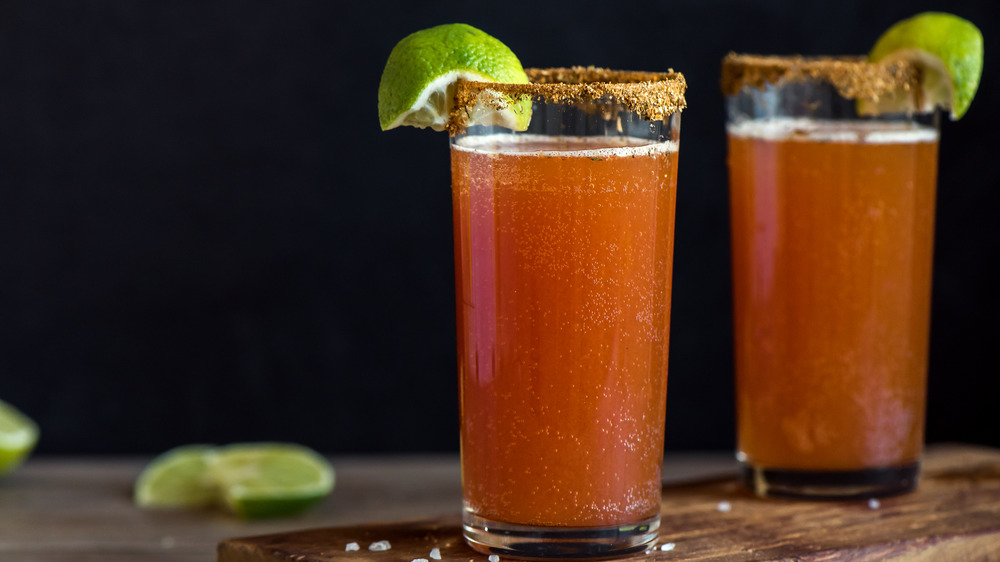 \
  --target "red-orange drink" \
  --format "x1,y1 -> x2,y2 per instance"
728,118 -> 938,486
451,134 -> 678,527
